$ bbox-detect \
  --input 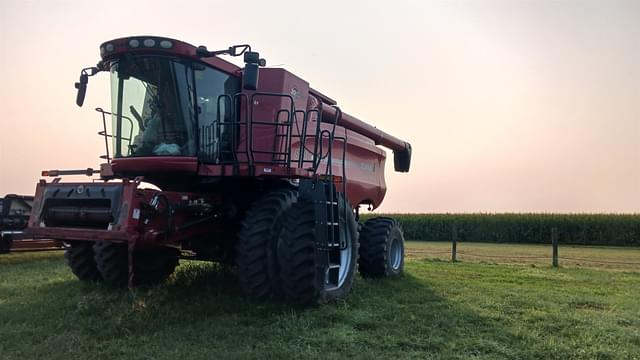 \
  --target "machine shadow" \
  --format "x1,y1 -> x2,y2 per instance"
159,263 -> 526,356
3,260 -> 525,358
